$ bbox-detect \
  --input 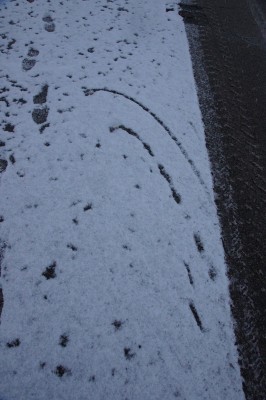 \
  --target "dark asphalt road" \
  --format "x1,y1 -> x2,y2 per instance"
179,0 -> 266,398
